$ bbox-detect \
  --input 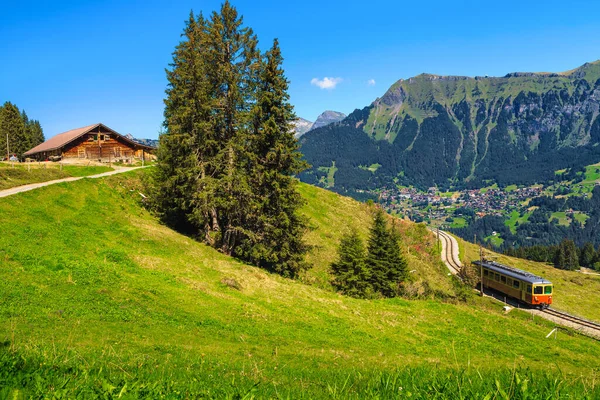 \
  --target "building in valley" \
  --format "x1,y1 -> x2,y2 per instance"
24,123 -> 155,162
